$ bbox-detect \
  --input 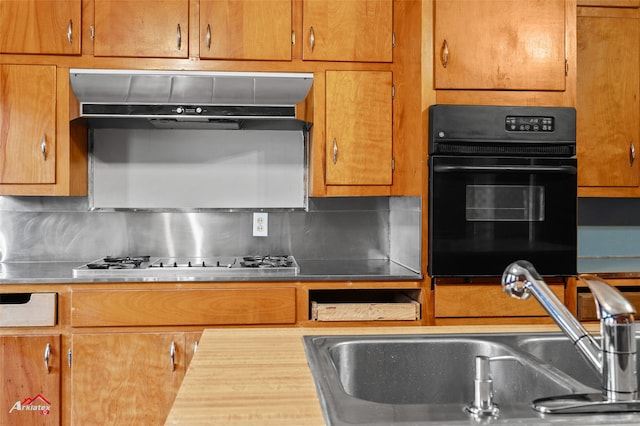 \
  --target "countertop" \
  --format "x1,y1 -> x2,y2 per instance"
0,259 -> 422,284
164,324 -> 581,425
